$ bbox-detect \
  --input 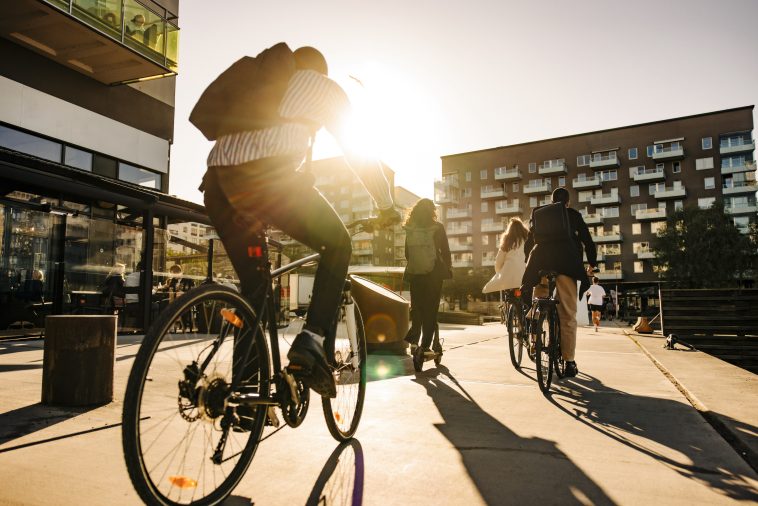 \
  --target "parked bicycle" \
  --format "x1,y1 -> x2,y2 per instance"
121,218 -> 384,506
528,270 -> 565,393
